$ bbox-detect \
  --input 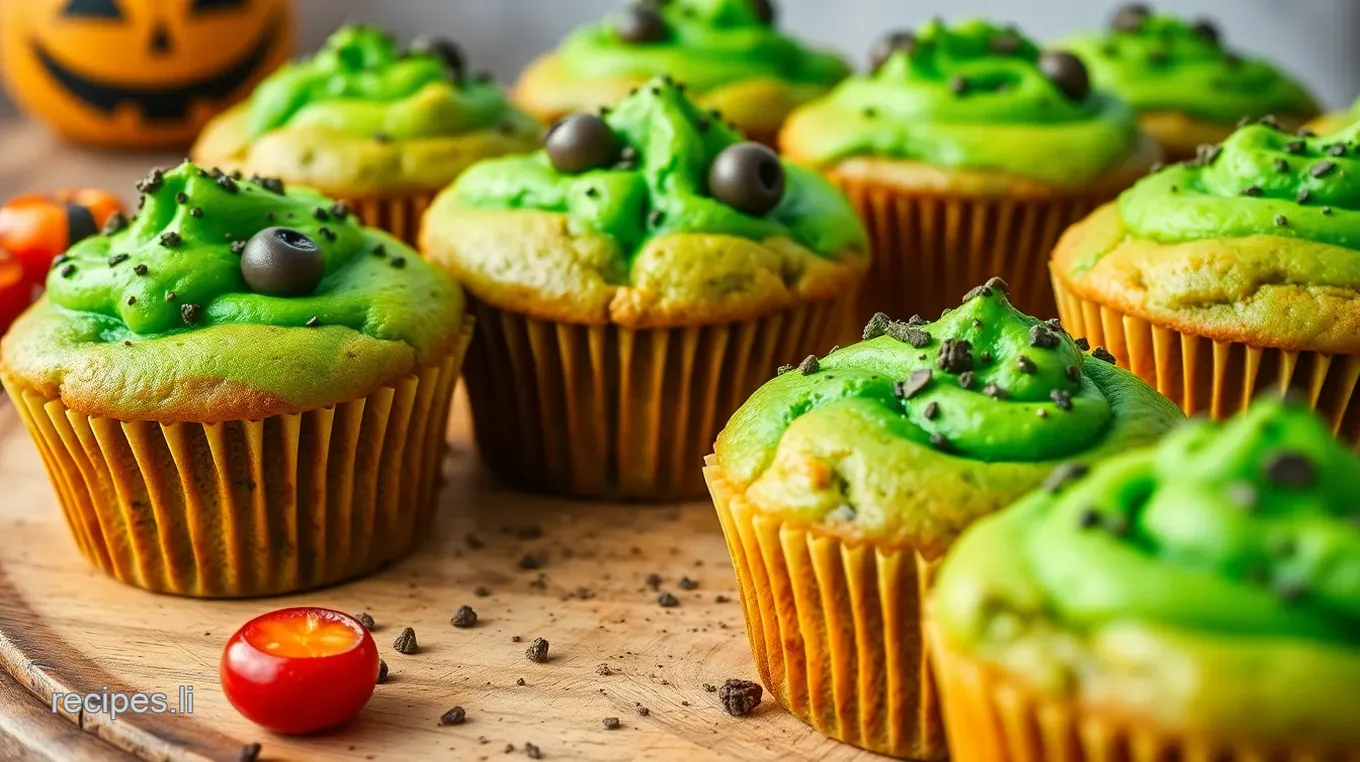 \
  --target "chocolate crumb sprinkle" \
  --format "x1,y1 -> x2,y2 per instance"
1091,347 -> 1117,364
180,304 -> 203,325
377,660 -> 388,684
1017,355 -> 1036,374
525,637 -> 550,663
719,679 -> 763,716
525,743 -> 543,759
1310,160 -> 1337,178
1051,389 -> 1073,411
887,321 -> 932,347
216,175 -> 239,193
1075,337 -> 1090,351
517,554 -> 543,570
372,244 -> 387,258
937,339 -> 974,373
862,312 -> 891,340
356,612 -> 376,630
392,627 -> 419,654
636,705 -> 650,717
922,401 -> 939,420
165,291 -> 177,302
798,355 -> 820,375
596,664 -> 614,676
1263,451 -> 1315,488
1044,462 -> 1089,493
134,264 -> 148,276
439,706 -> 466,726
957,371 -> 975,389
1297,189 -> 1311,204
126,296 -> 137,306
475,585 -> 491,597
776,364 -> 794,375
390,256 -> 406,269
894,368 -> 933,399
603,717 -> 621,730
1078,508 -> 1101,529
230,240 -> 247,255
679,576 -> 699,590
1242,185 -> 1263,197
657,591 -> 680,608
108,253 -> 128,267
982,383 -> 1006,399
159,231 -> 182,247
451,605 -> 478,628
1275,214 -> 1288,227
102,212 -> 128,235
1065,365 -> 1081,382
238,743 -> 262,762
1028,324 -> 1060,348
